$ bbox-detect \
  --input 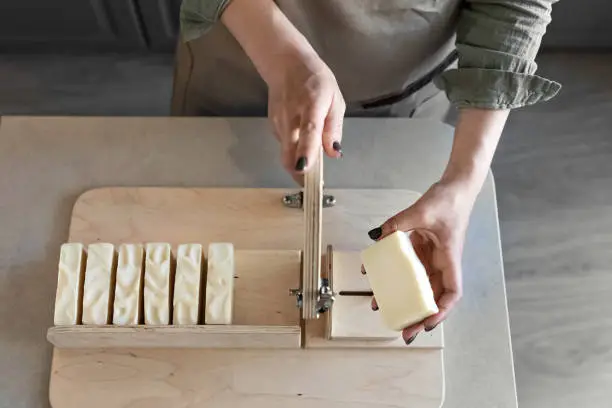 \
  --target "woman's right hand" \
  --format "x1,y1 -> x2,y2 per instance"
221,0 -> 345,185
266,52 -> 345,184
